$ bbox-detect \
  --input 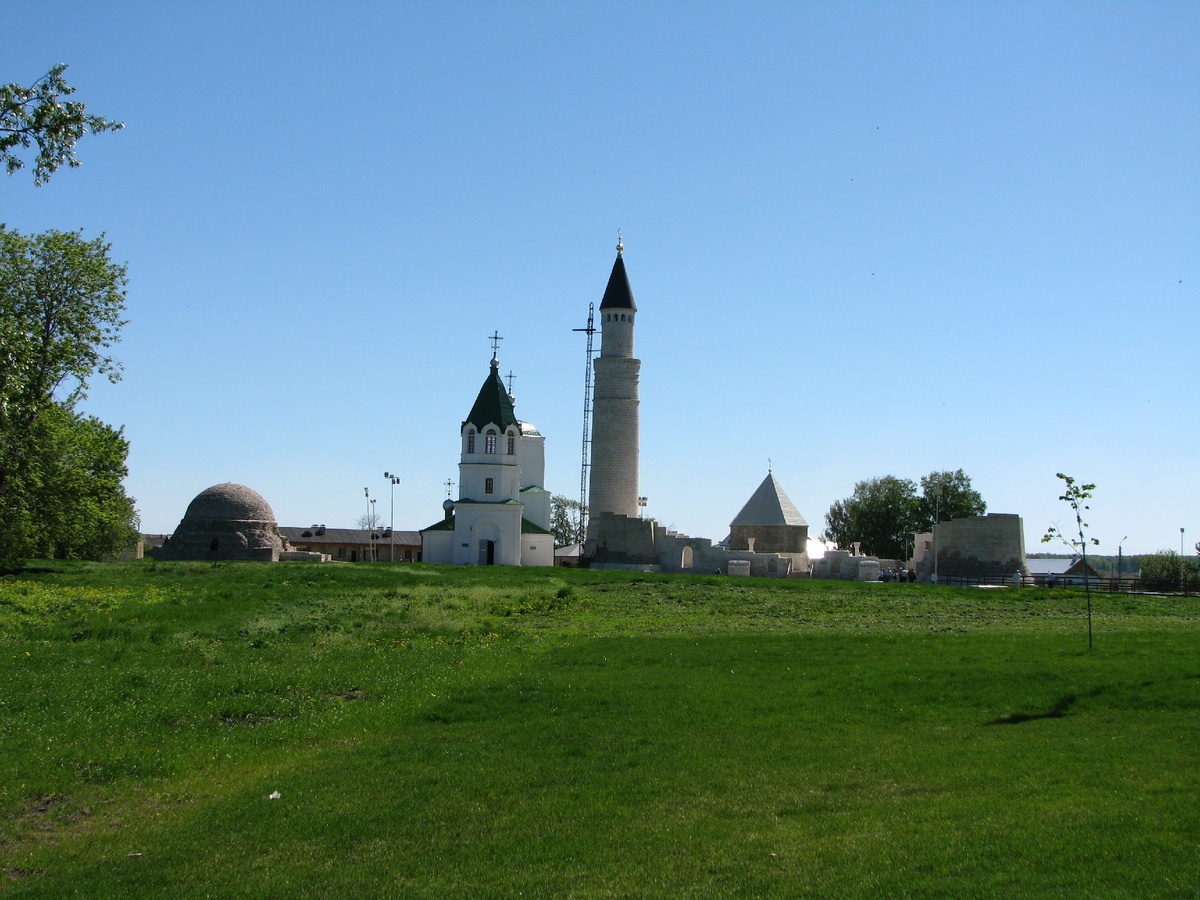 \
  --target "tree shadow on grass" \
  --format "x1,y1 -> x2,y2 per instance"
986,686 -> 1107,726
